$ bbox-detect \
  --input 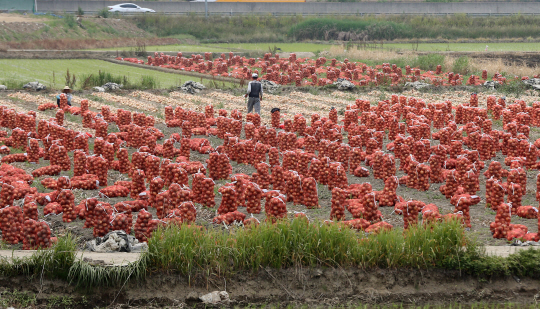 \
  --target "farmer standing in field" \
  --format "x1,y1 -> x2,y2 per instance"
245,73 -> 262,115
56,86 -> 73,107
